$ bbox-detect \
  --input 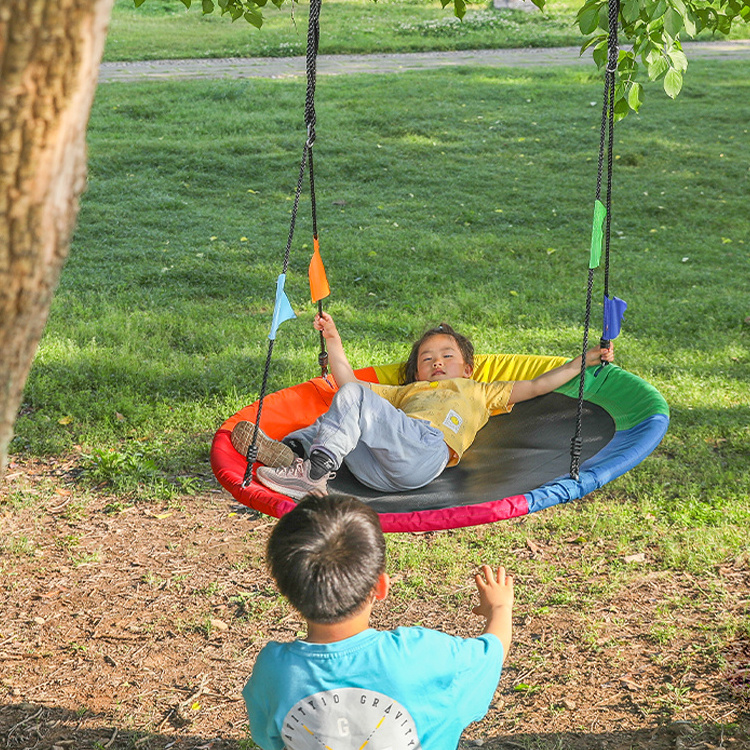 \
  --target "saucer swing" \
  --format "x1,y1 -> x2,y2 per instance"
210,0 -> 669,532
